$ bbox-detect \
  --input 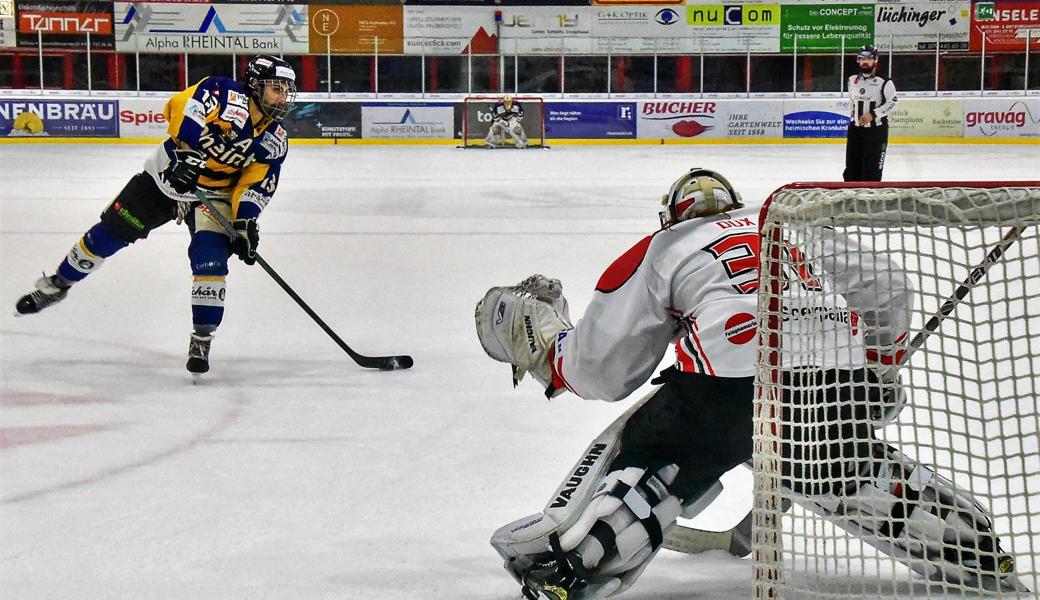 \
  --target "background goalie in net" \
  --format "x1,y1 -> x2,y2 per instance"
484,96 -> 529,148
